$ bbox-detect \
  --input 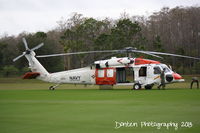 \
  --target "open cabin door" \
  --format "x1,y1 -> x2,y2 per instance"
95,68 -> 116,85
116,67 -> 134,83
